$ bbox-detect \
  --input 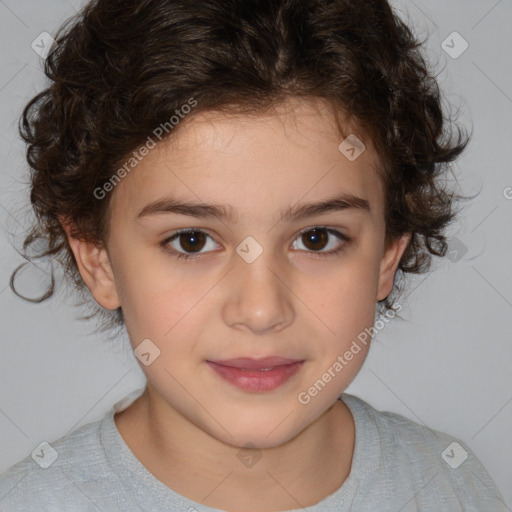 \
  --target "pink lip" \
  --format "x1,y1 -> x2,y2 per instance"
209,357 -> 303,370
206,357 -> 304,392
